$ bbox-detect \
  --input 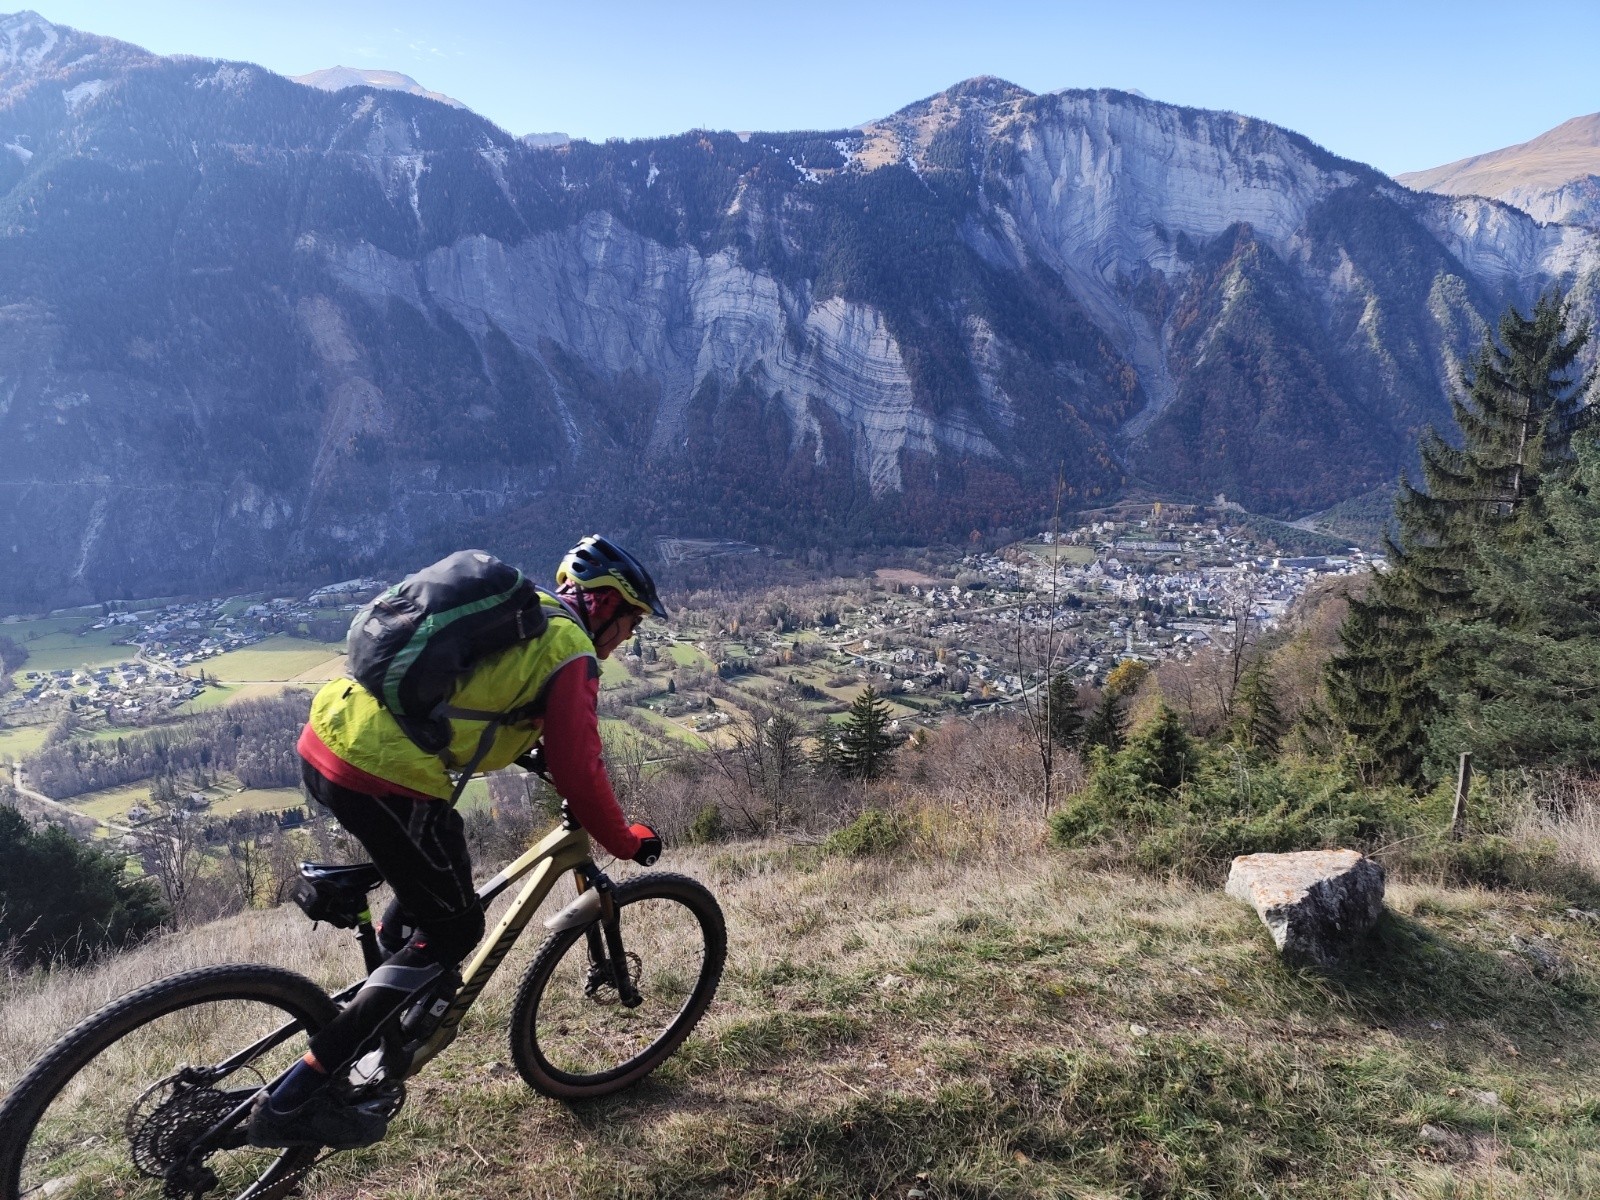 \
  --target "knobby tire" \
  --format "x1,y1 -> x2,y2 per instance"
0,963 -> 339,1200
508,872 -> 726,1100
